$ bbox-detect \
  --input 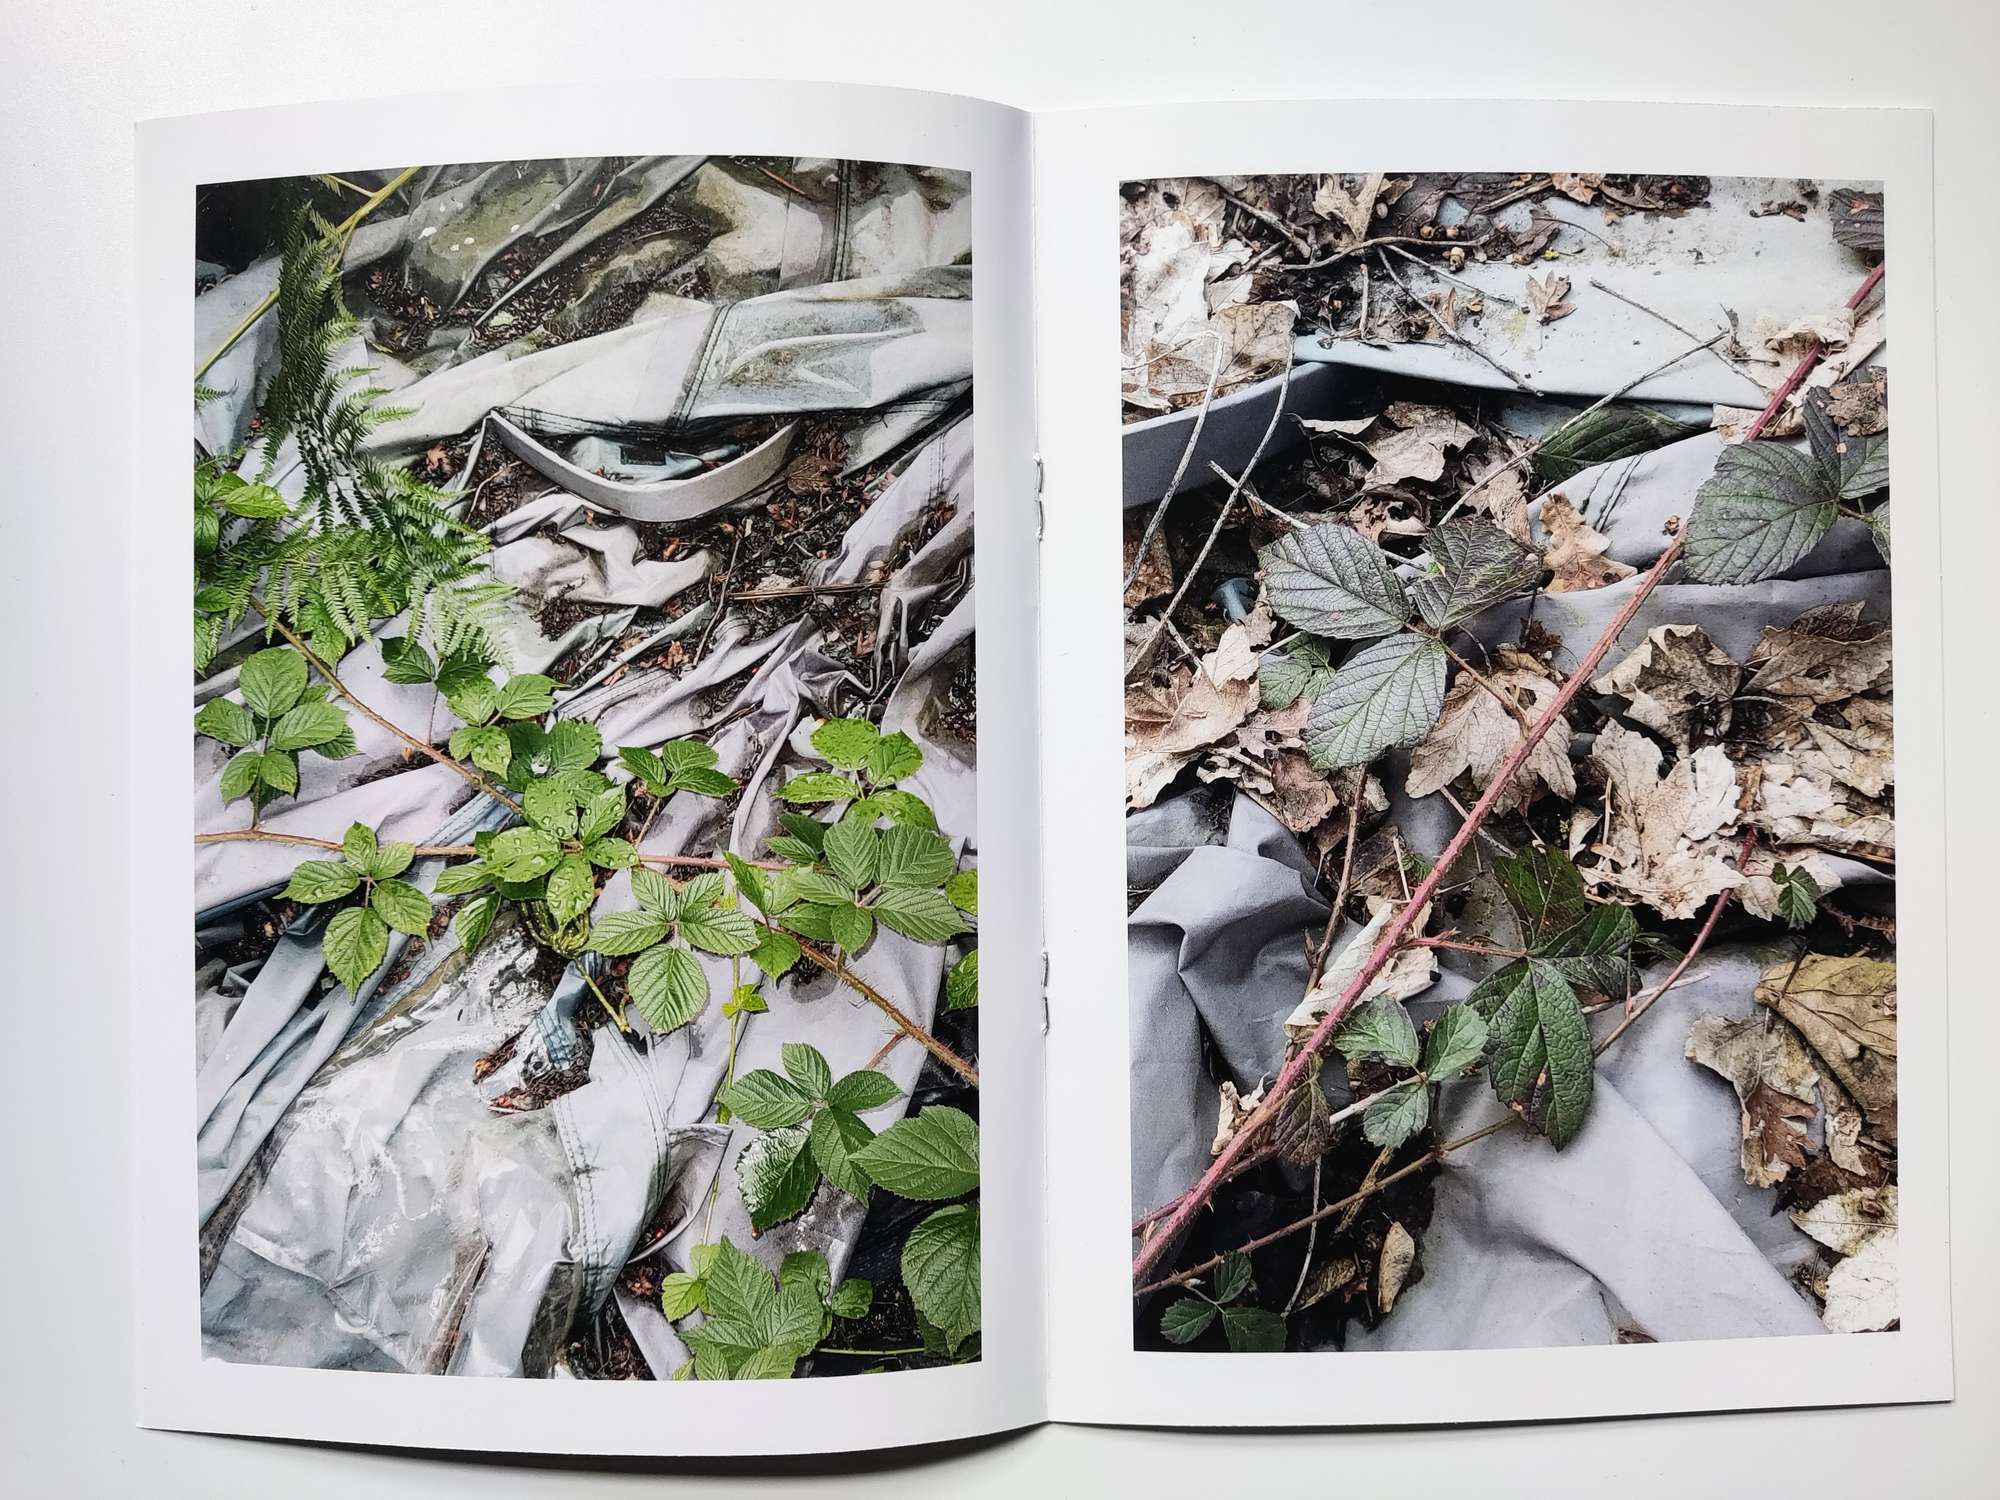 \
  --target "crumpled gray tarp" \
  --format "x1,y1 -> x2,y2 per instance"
194,158 -> 976,1377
